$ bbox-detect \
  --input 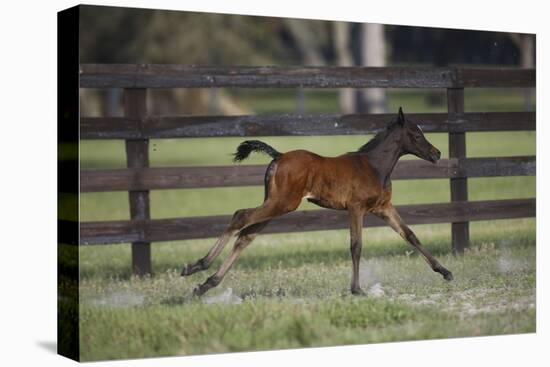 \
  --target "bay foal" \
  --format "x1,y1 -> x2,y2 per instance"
182,107 -> 453,296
